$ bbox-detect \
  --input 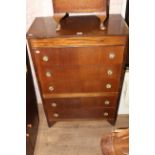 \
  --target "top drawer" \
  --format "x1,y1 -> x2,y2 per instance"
33,46 -> 125,66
